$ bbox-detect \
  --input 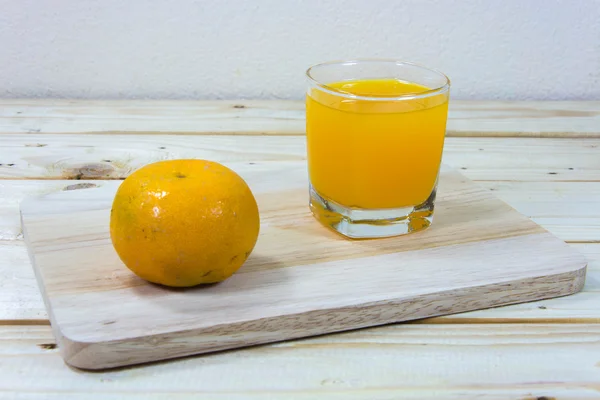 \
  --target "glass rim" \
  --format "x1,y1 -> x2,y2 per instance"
305,58 -> 451,101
